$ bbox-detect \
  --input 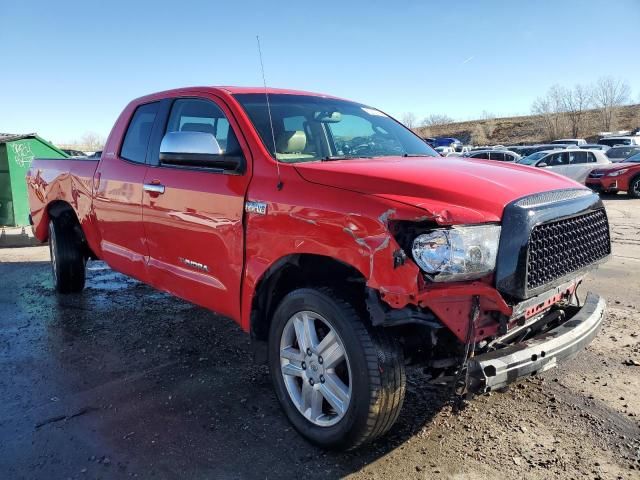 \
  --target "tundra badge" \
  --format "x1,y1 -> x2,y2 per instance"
179,257 -> 209,273
245,201 -> 267,215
